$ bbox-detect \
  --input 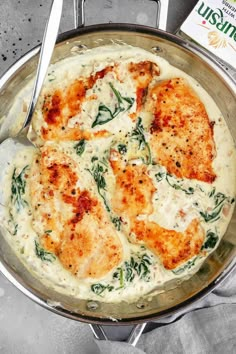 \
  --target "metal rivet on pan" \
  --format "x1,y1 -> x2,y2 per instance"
70,44 -> 88,54
87,301 -> 99,310
136,302 -> 146,309
151,46 -> 163,53
166,295 -> 174,302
